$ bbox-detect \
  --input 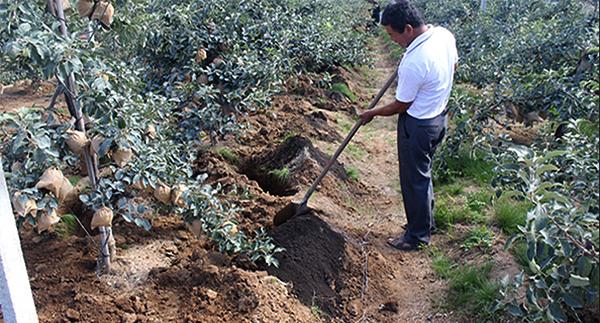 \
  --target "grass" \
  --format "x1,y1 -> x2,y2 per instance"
280,131 -> 298,143
330,82 -> 357,102
216,147 -> 238,164
431,249 -> 456,279
346,166 -> 359,181
434,194 -> 485,230
461,226 -> 494,252
442,149 -> 495,185
345,143 -> 366,160
493,196 -> 530,235
68,175 -> 81,186
269,167 -> 290,183
434,184 -> 492,230
447,263 -> 499,317
430,249 -> 499,319
440,182 -> 464,196
335,114 -> 354,134
55,214 -> 78,239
